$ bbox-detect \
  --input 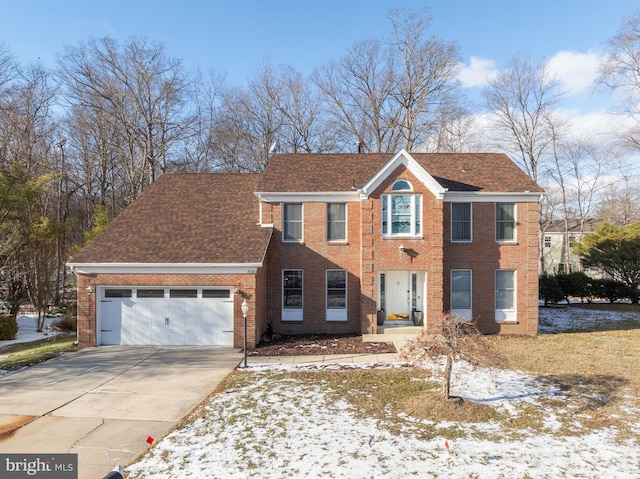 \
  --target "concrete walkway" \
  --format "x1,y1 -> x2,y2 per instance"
0,346 -> 241,479
0,331 -> 417,478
